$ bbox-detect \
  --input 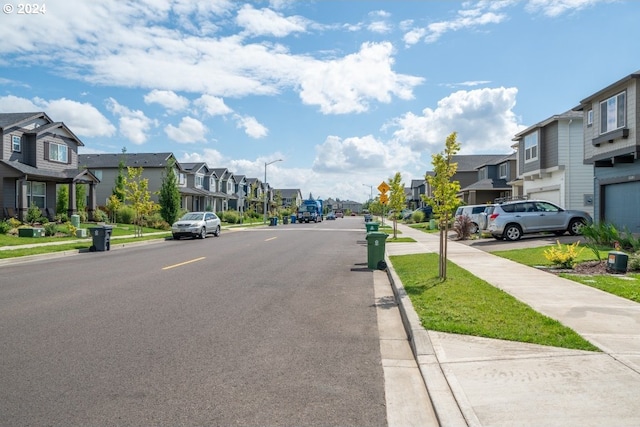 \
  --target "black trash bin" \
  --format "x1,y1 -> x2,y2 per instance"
89,225 -> 113,252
